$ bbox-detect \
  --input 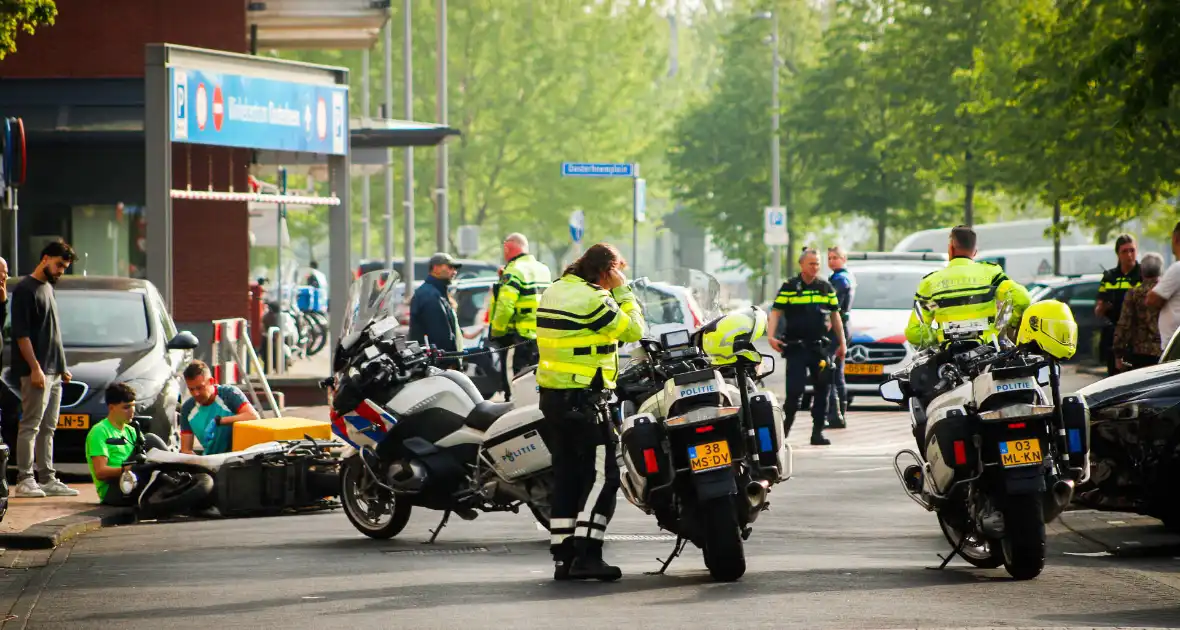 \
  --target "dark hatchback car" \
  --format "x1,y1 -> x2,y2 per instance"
1028,274 -> 1103,358
1075,358 -> 1180,528
0,277 -> 200,468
